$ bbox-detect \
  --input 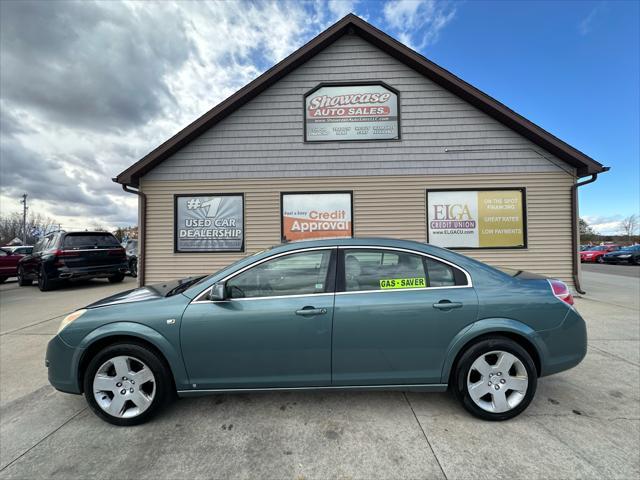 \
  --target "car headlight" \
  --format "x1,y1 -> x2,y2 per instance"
58,309 -> 87,334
